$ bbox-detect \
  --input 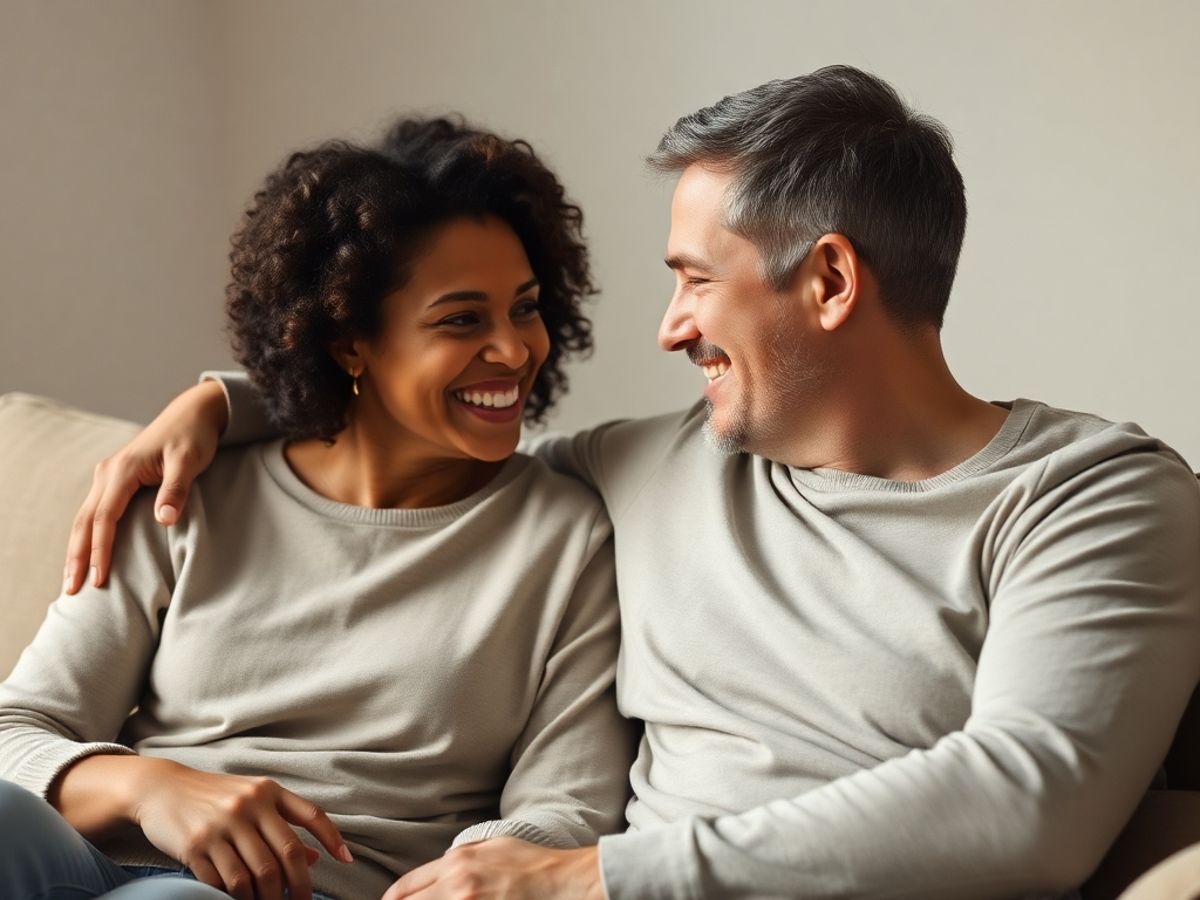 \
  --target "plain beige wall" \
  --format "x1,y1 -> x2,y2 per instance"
2,0 -> 1198,463
0,0 -> 230,419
